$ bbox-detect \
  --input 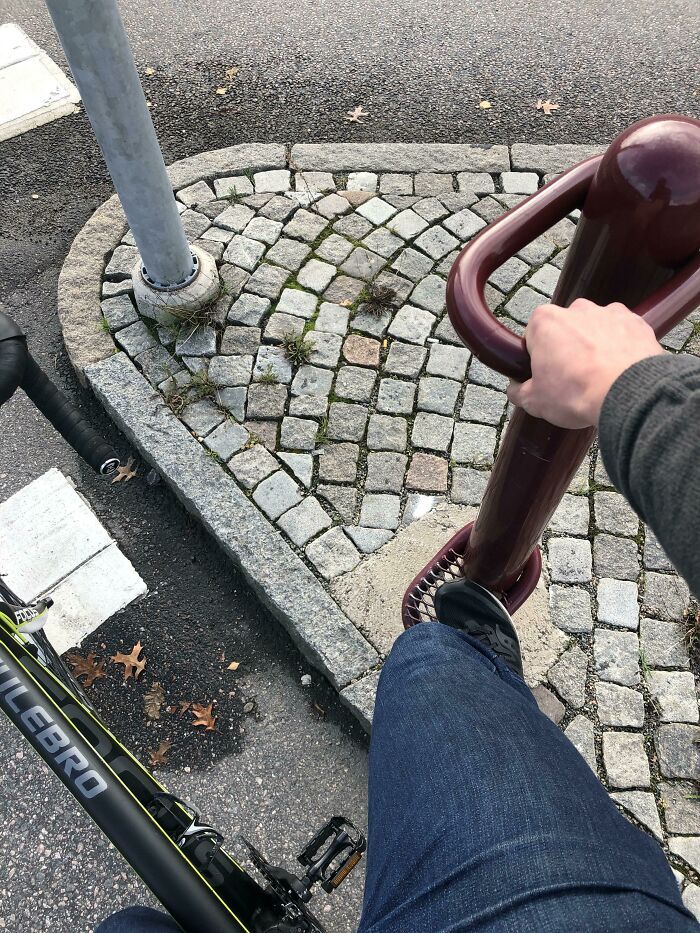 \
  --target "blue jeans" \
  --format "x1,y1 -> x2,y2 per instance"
97,624 -> 697,932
